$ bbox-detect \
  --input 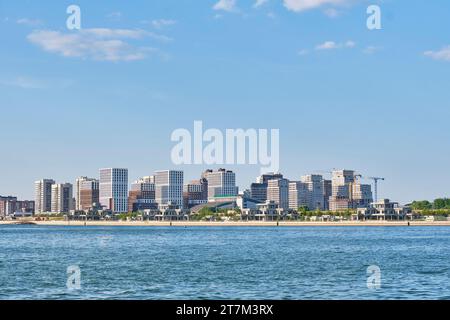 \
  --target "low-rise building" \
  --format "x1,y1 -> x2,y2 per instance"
356,199 -> 412,220
143,202 -> 188,221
